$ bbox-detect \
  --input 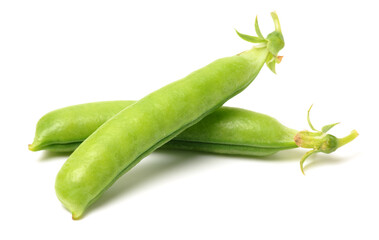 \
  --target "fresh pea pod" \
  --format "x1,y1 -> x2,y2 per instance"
30,101 -> 358,173
54,12 -> 286,219
29,101 -> 298,154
